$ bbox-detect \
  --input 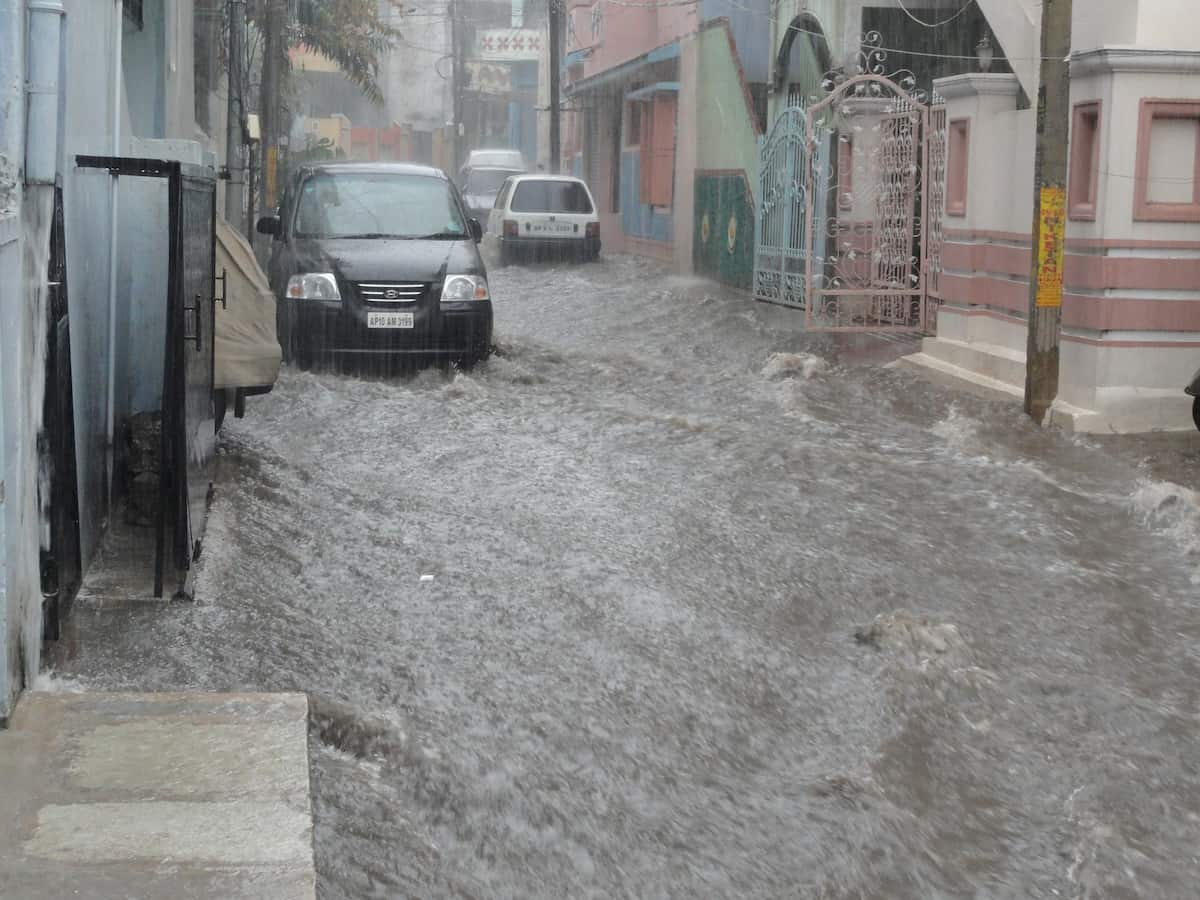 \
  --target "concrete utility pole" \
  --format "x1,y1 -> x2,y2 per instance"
225,0 -> 246,225
260,0 -> 284,217
548,0 -> 561,173
1023,0 -> 1073,423
450,0 -> 465,176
